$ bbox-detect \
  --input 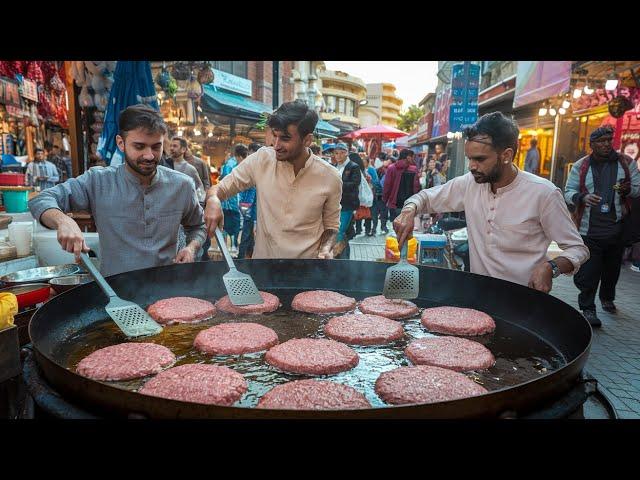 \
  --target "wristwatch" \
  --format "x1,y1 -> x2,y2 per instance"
547,260 -> 561,278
